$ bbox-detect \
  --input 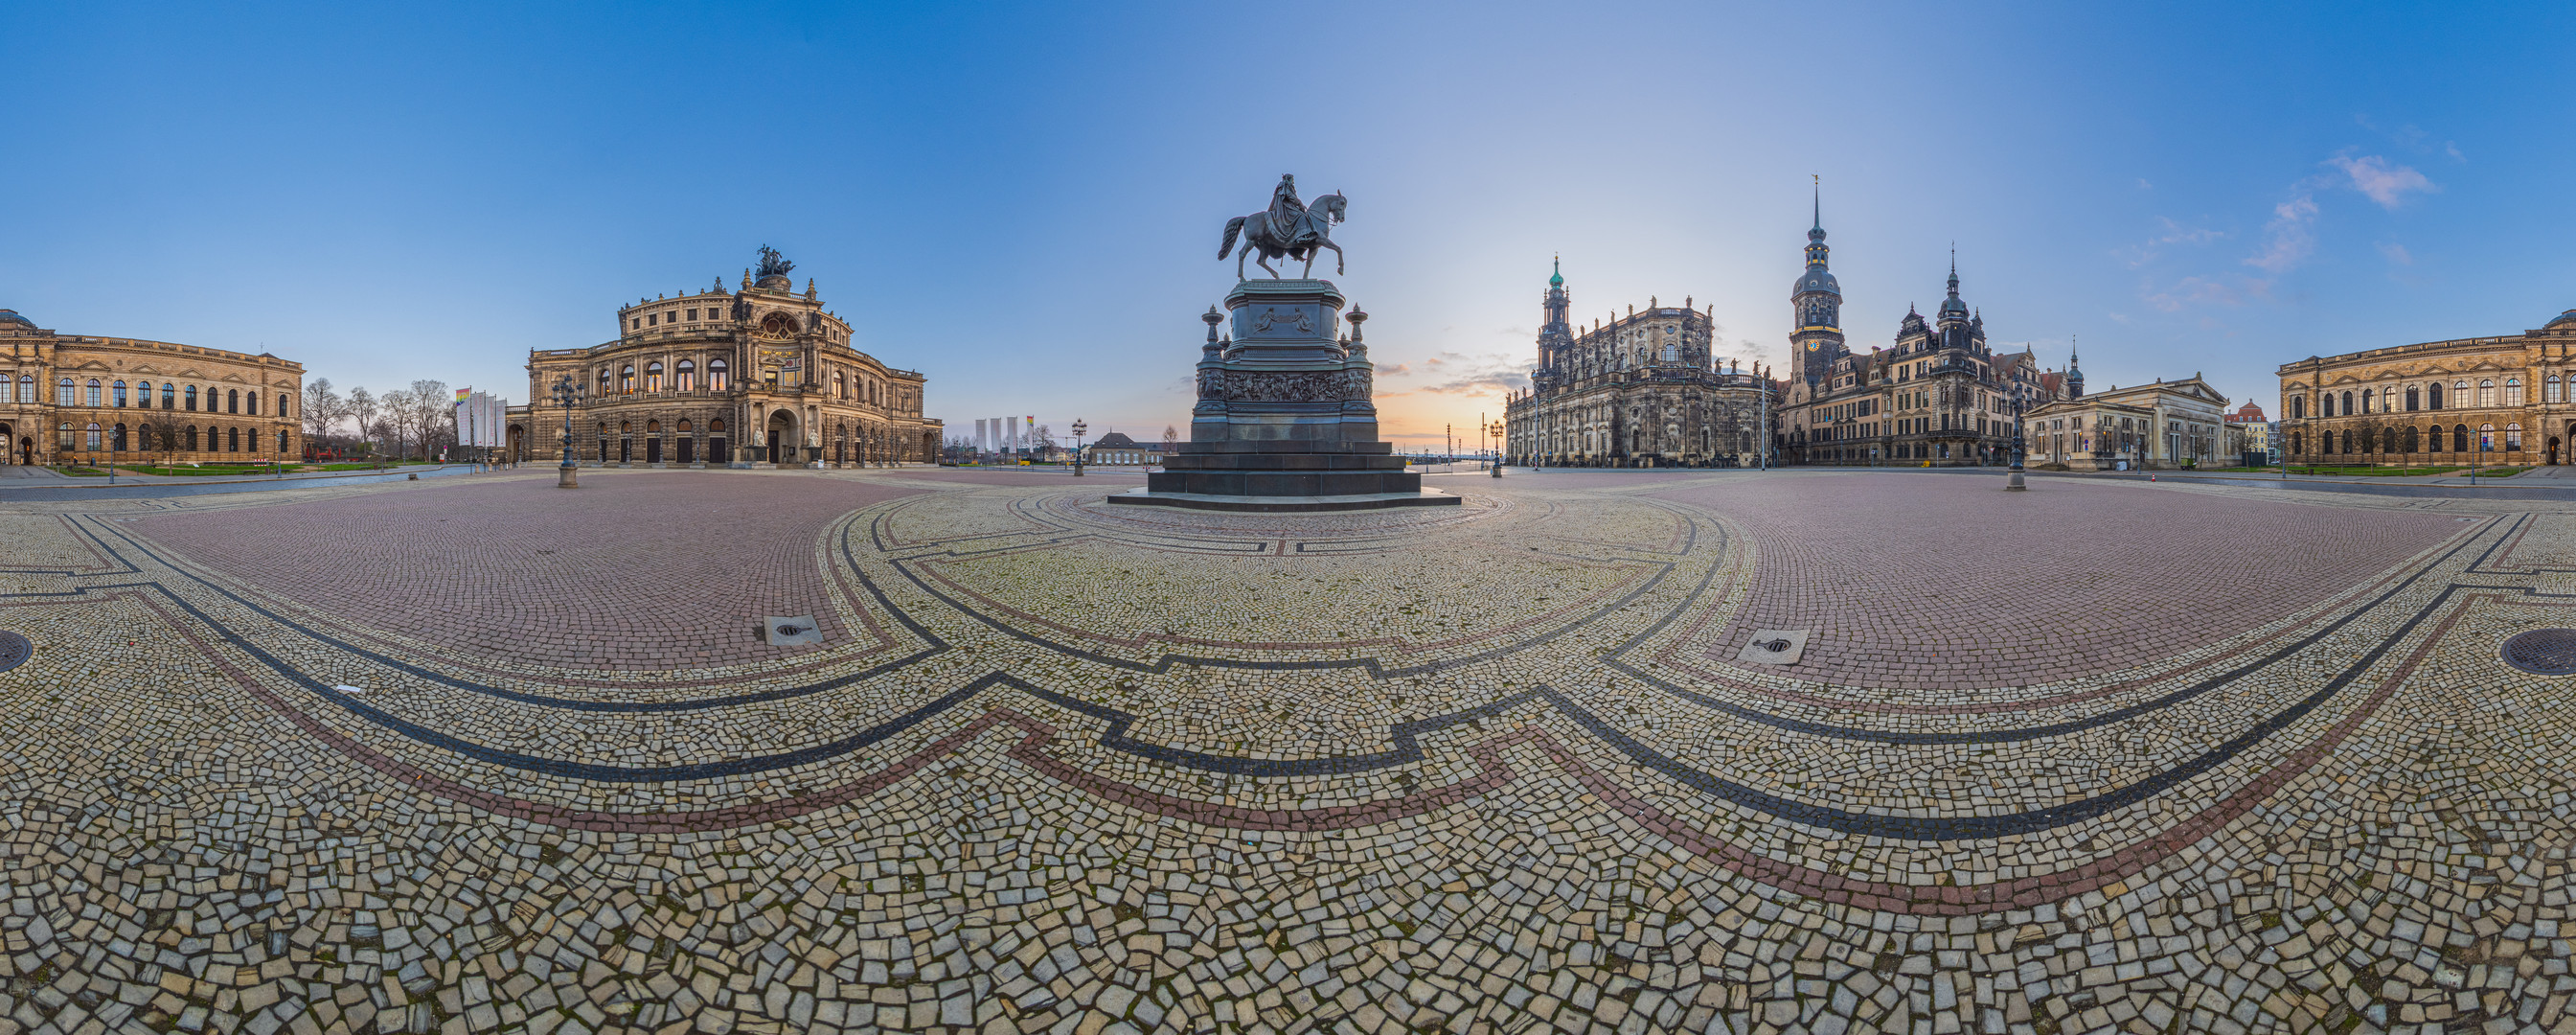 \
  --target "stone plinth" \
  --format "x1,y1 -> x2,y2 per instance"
1111,279 -> 1457,512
